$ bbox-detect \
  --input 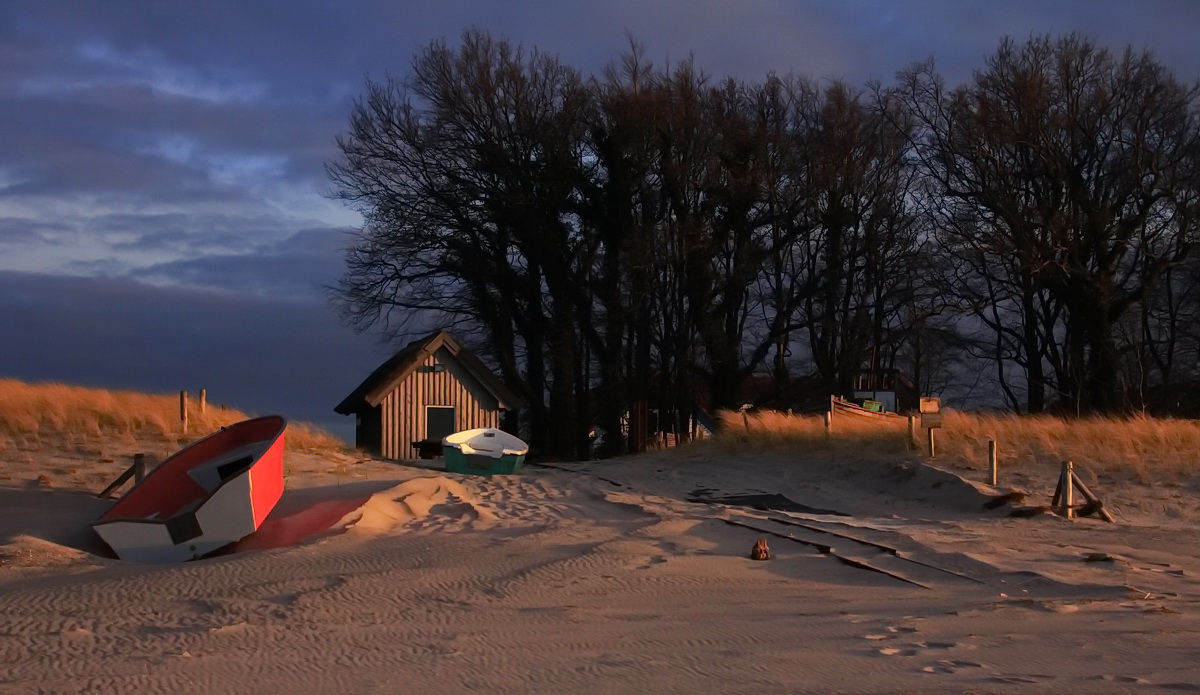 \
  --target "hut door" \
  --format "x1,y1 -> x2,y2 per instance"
425,406 -> 456,441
